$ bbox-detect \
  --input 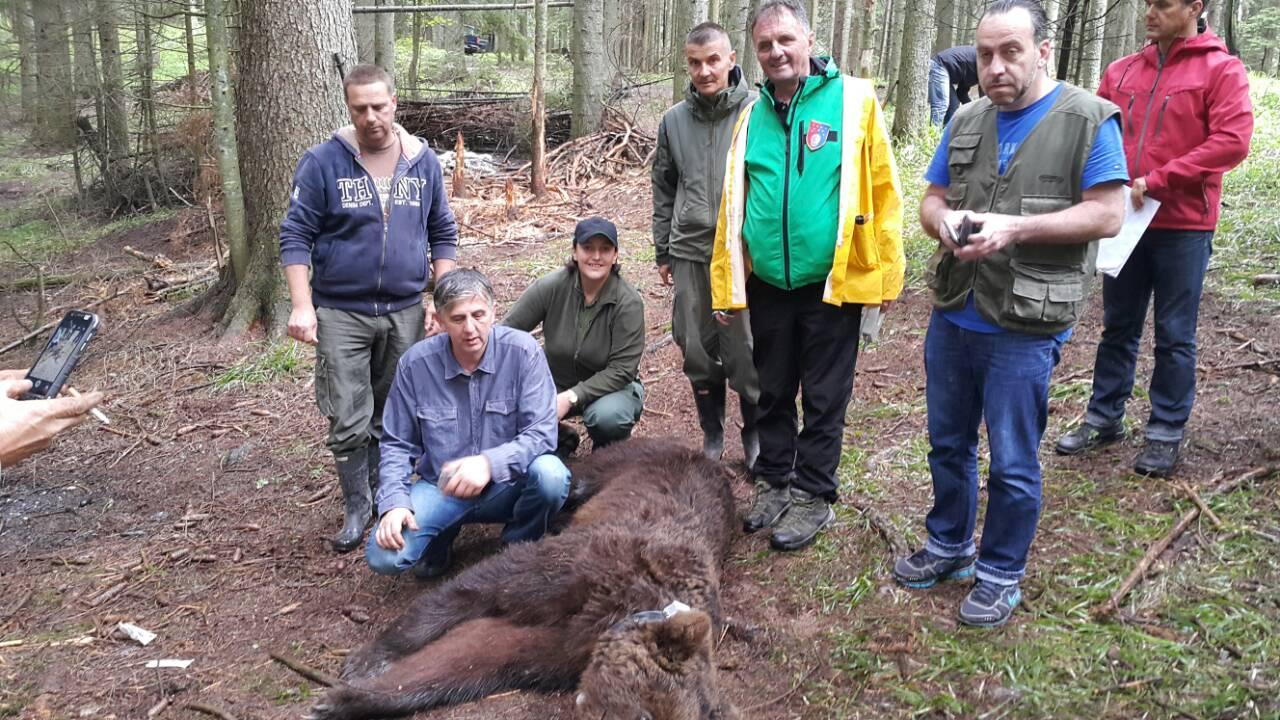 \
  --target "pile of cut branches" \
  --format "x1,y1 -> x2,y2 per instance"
397,97 -> 571,152
514,110 -> 656,190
